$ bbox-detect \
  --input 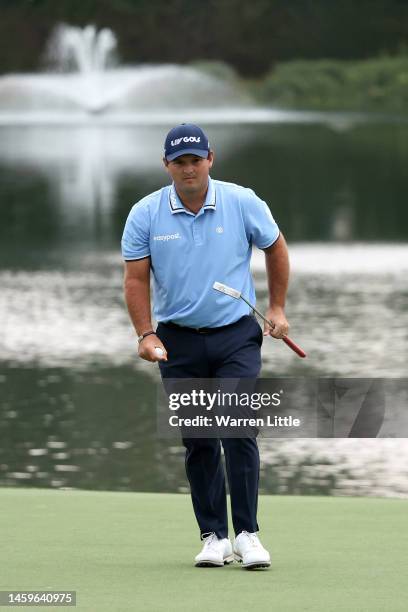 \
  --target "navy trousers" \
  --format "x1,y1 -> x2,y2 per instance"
157,315 -> 263,539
